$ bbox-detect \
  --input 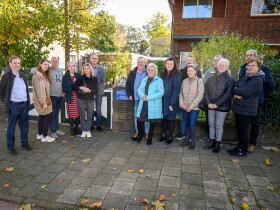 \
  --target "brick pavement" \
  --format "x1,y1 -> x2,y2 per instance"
0,120 -> 279,210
